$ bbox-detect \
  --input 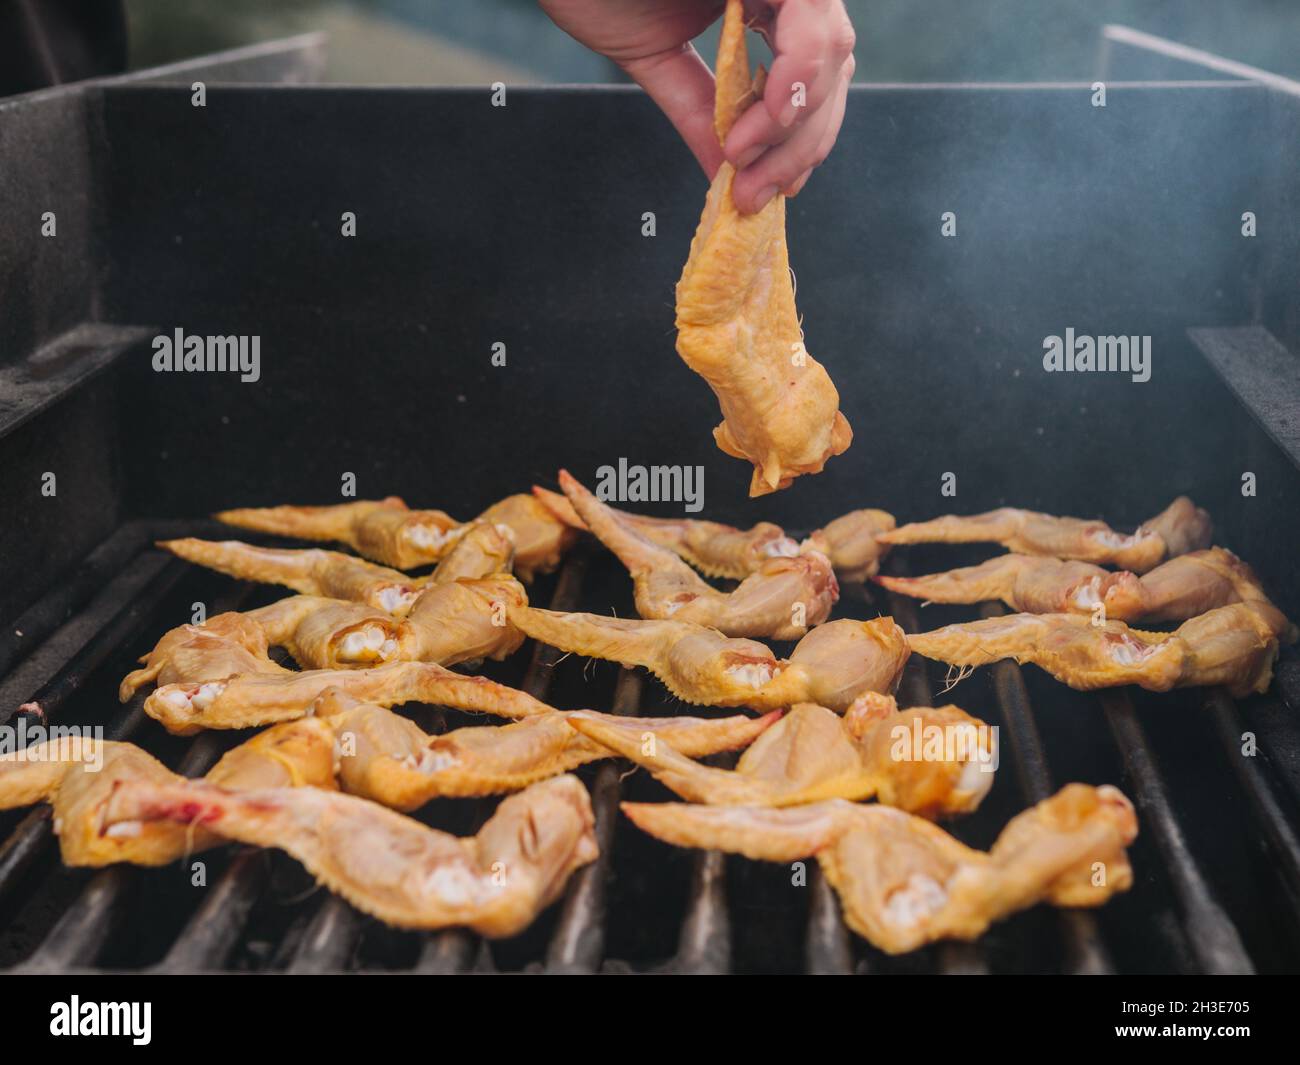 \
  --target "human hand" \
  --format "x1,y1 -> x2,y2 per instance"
539,0 -> 856,212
